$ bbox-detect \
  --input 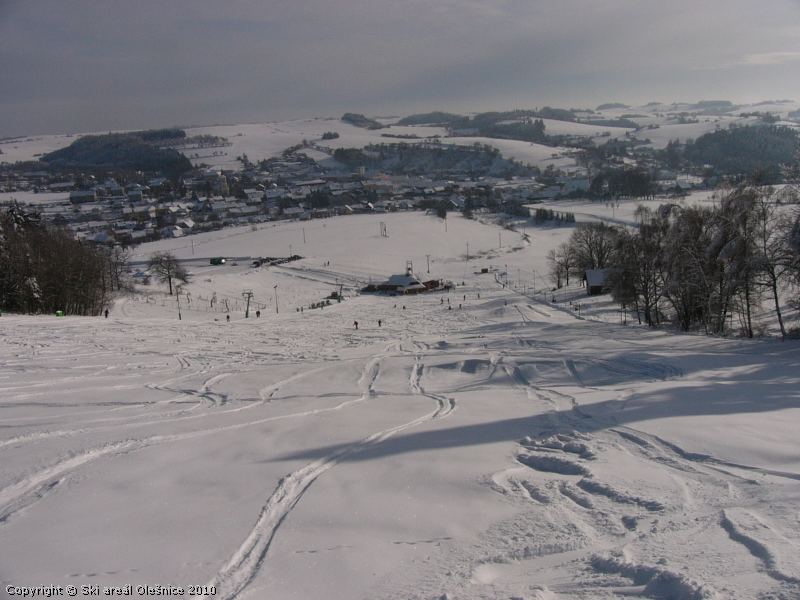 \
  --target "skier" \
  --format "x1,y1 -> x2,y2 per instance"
256,310 -> 261,318
104,309 -> 109,319
226,314 -> 230,322
354,320 -> 359,330
378,319 -> 382,327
